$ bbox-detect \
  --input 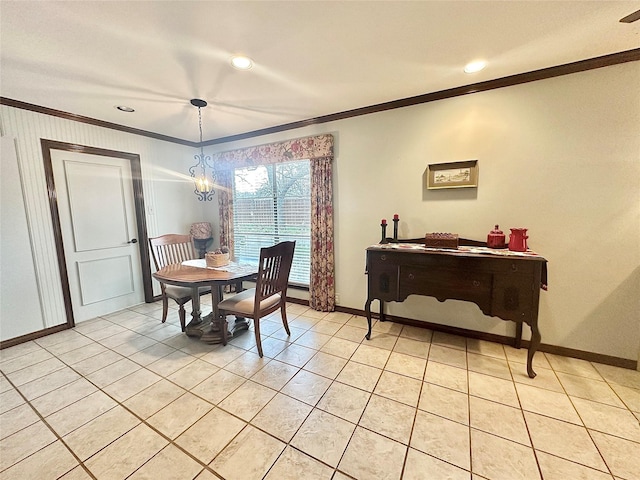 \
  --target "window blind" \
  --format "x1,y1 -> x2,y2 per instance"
232,160 -> 311,286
